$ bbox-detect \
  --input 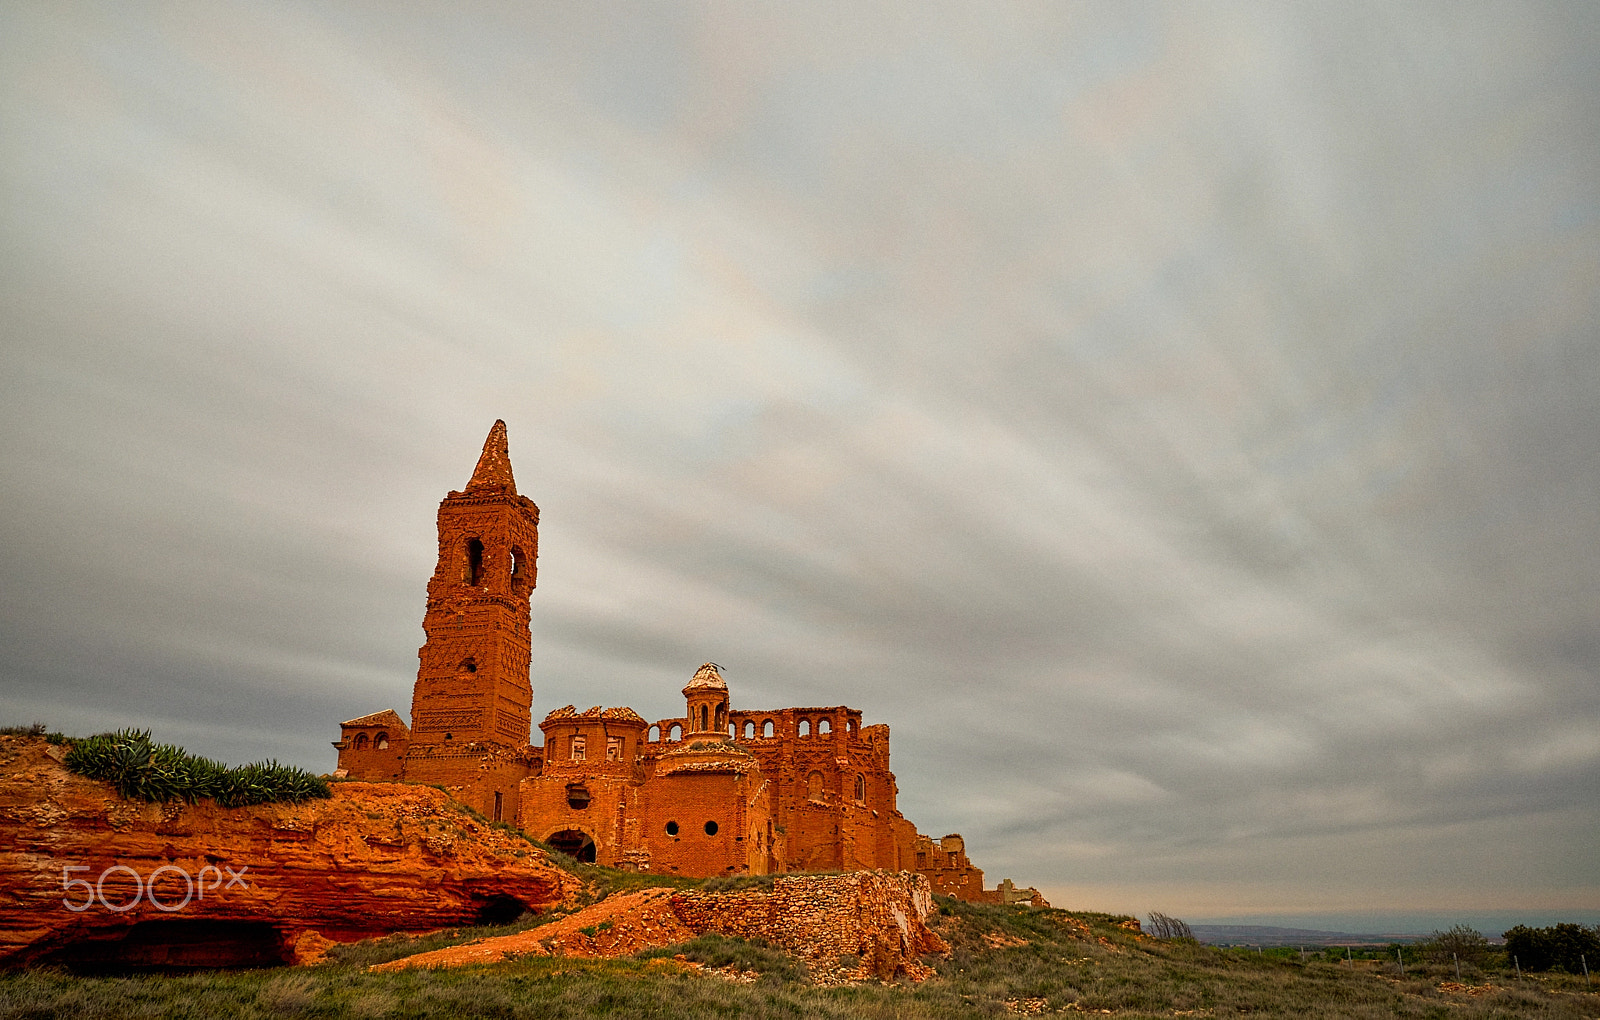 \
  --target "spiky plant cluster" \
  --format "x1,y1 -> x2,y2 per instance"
64,729 -> 330,807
